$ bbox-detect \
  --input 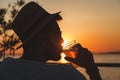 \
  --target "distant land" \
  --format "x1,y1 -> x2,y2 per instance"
93,51 -> 120,54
